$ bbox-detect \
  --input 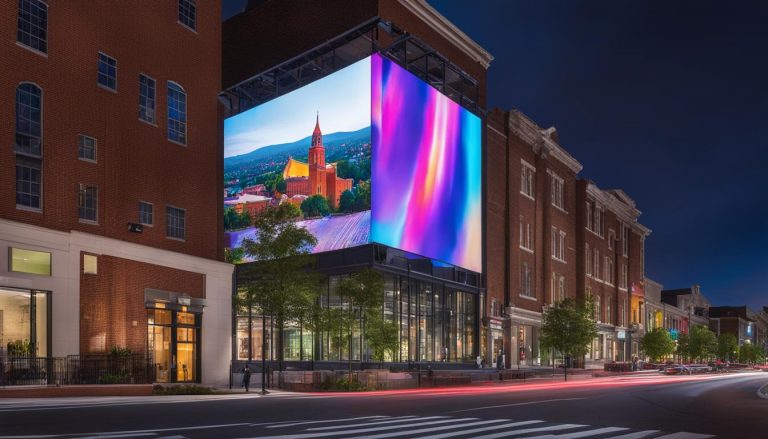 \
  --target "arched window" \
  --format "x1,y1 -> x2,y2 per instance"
167,82 -> 187,145
15,82 -> 43,210
17,0 -> 48,53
